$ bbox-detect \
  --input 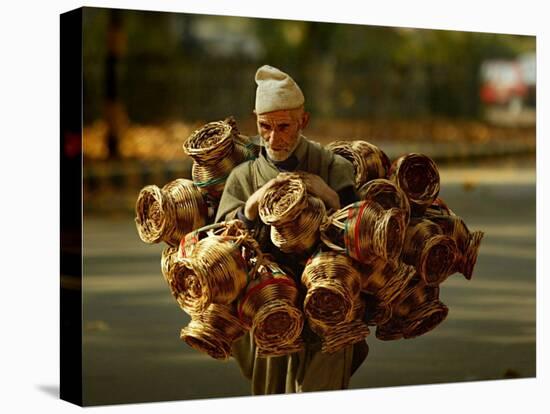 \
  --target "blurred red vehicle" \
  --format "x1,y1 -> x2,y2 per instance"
480,53 -> 536,113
